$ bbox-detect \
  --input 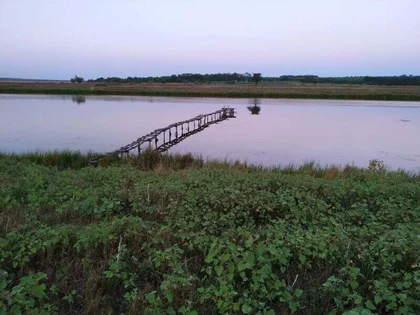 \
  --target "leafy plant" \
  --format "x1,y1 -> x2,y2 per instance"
0,153 -> 419,314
